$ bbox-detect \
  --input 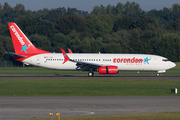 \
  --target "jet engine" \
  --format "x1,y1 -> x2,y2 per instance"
98,66 -> 118,74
